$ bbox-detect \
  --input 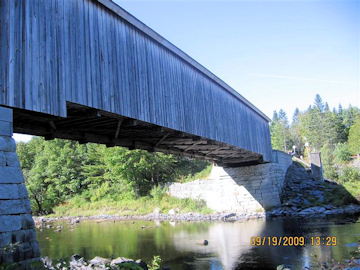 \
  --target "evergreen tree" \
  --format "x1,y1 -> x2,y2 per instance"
292,108 -> 300,123
348,116 -> 360,154
314,93 -> 325,112
270,109 -> 291,151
